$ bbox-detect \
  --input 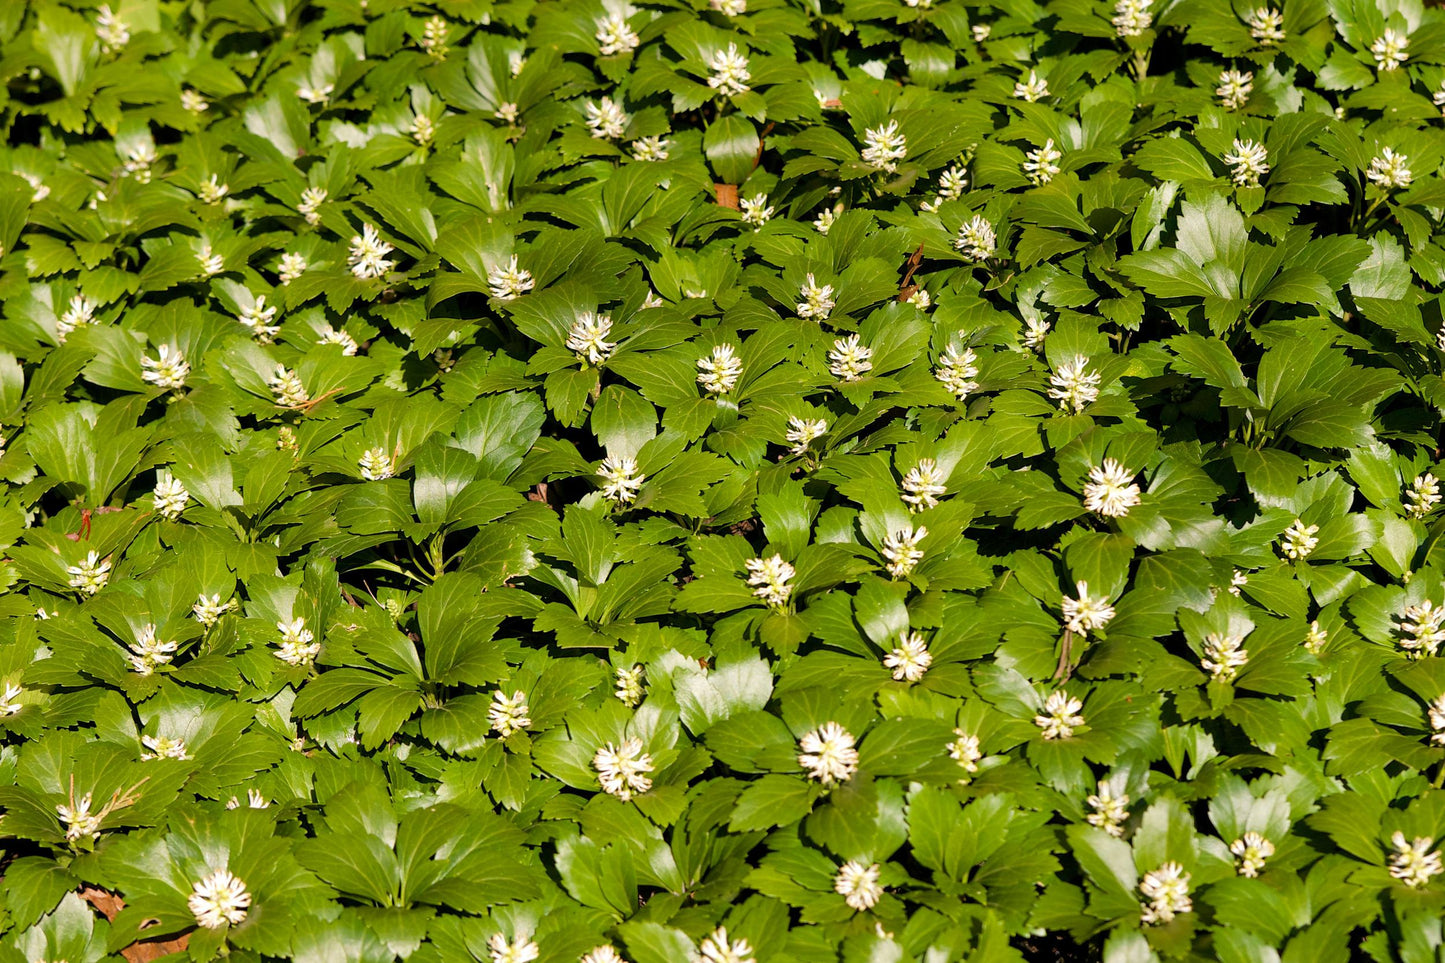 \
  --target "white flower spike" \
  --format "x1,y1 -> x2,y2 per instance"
798,721 -> 859,785
188,868 -> 251,929
1035,690 -> 1086,740
707,44 -> 752,97
861,120 -> 907,173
